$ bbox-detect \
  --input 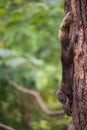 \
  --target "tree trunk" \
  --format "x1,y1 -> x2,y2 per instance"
64,0 -> 87,130
57,0 -> 87,130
